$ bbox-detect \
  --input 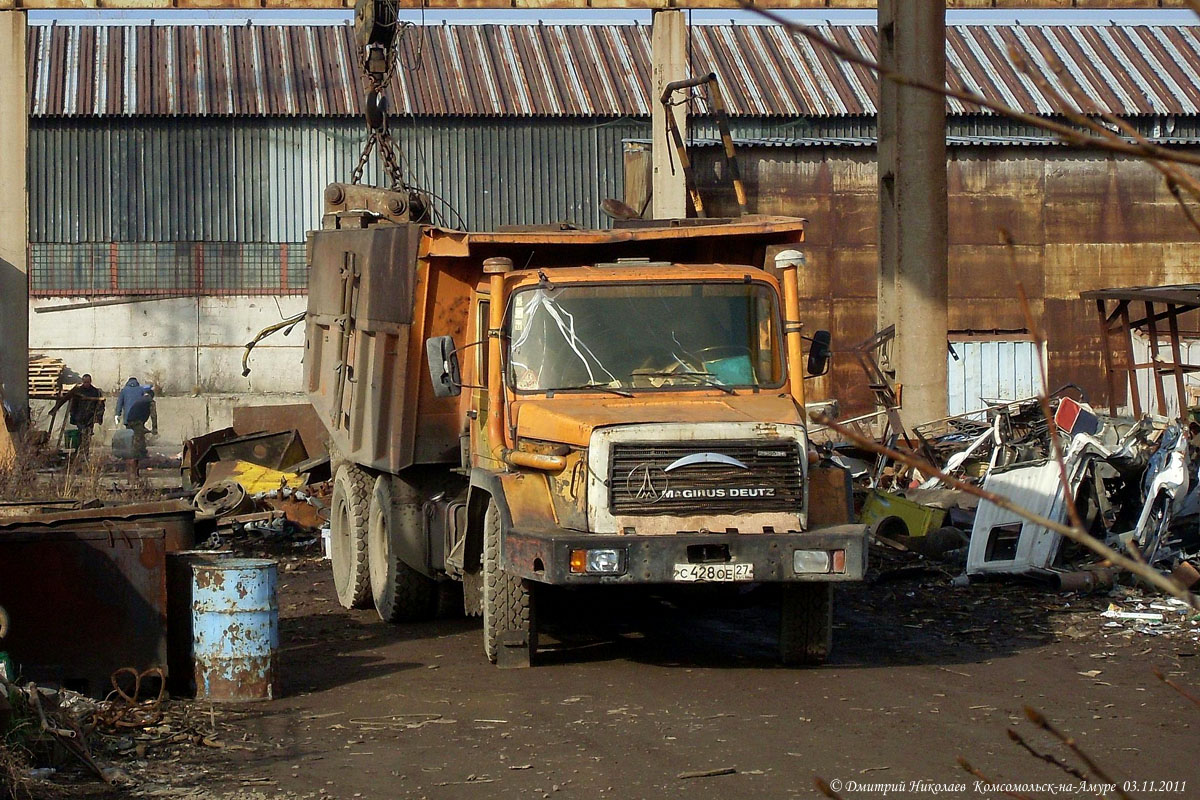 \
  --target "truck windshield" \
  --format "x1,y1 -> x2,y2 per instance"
507,282 -> 784,392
